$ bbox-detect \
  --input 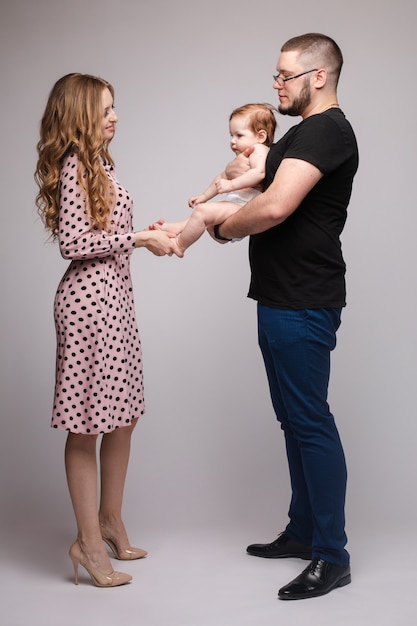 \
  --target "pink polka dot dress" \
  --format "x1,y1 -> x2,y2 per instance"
52,153 -> 145,434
